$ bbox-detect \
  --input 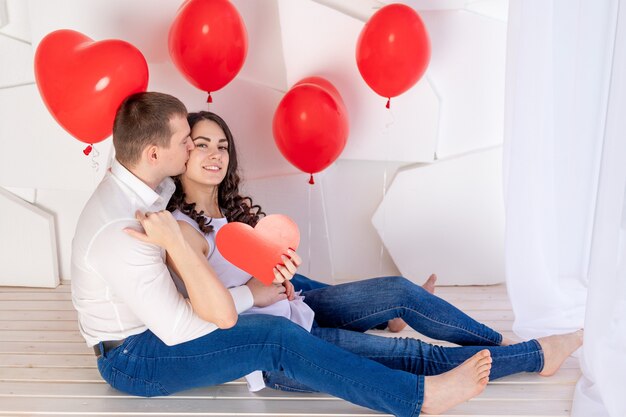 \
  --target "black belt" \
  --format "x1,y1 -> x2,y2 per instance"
93,339 -> 126,358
